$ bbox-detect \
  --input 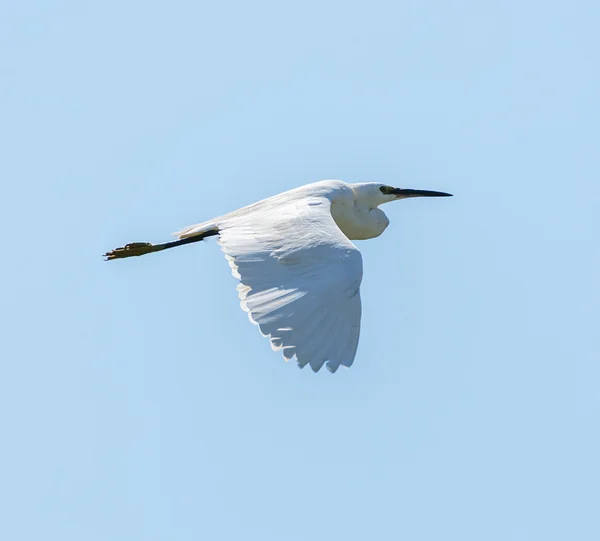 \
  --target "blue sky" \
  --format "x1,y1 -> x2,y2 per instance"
1,1 -> 599,539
